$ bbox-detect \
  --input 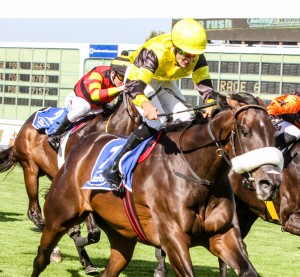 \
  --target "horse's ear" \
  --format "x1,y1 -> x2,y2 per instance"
216,92 -> 227,109
226,95 -> 242,110
256,96 -> 266,108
